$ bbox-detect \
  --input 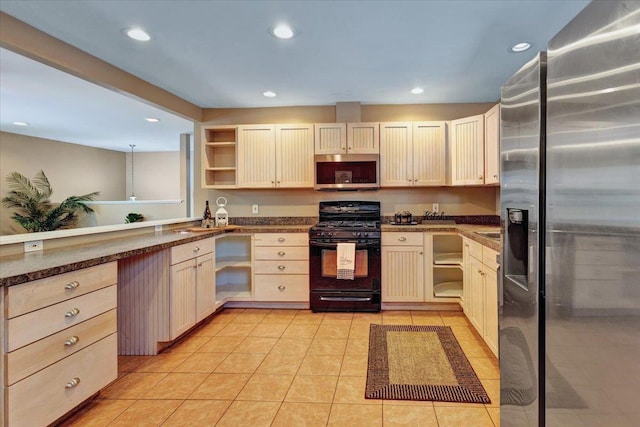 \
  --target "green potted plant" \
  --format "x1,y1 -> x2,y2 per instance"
125,212 -> 144,223
1,170 -> 99,232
